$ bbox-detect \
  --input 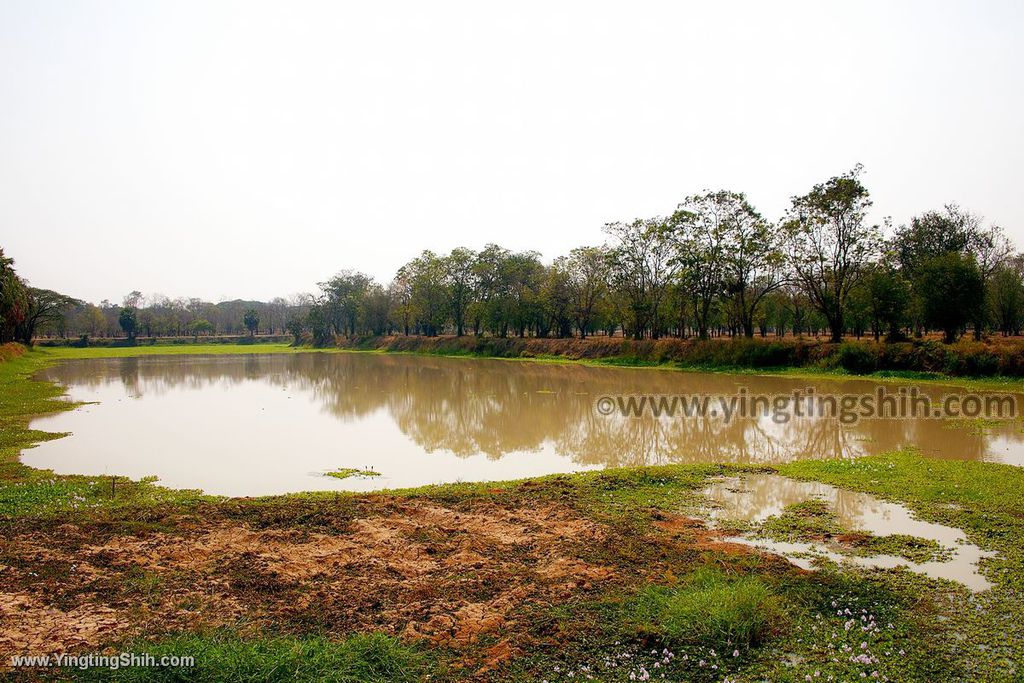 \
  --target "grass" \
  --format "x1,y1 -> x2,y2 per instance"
633,568 -> 784,648
756,499 -> 844,539
942,417 -> 1011,434
67,631 -> 427,682
779,450 -> 1024,680
861,534 -> 952,563
753,499 -> 953,563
